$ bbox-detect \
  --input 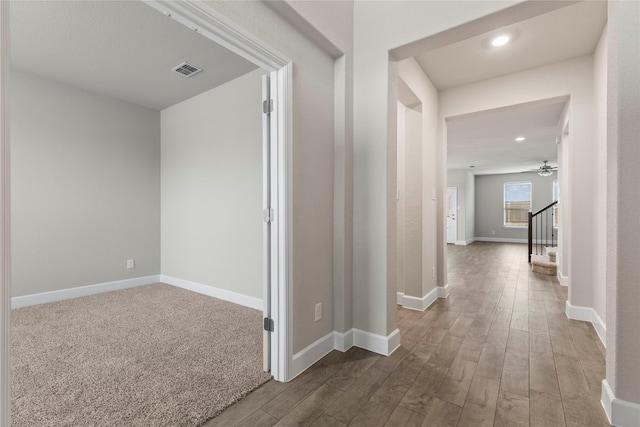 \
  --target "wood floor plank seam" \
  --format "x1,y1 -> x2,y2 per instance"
206,243 -> 609,427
